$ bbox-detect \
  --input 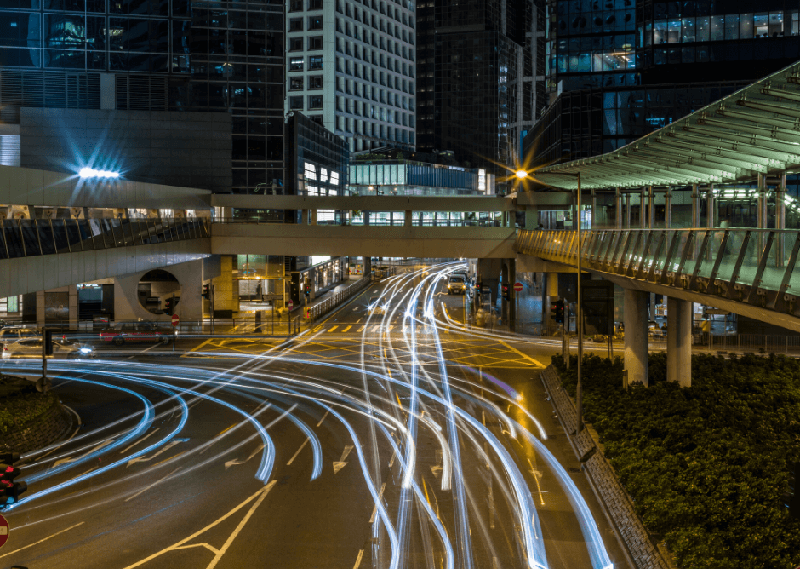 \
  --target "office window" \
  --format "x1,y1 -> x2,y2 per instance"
289,37 -> 303,51
309,75 -> 323,89
290,77 -> 304,90
289,96 -> 304,110
309,0 -> 322,8
289,18 -> 303,32
289,57 -> 304,71
308,94 -> 323,109
309,55 -> 323,69
309,15 -> 323,30
308,36 -> 323,50
289,0 -> 303,11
